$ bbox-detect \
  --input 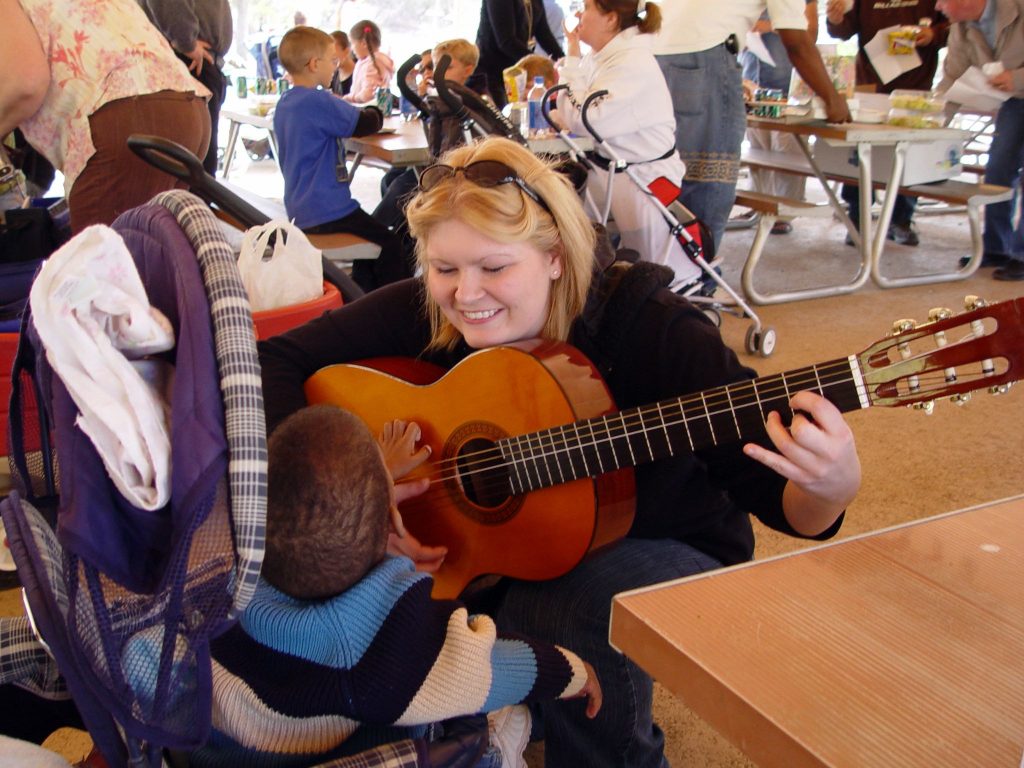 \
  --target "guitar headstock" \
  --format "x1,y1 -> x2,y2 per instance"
856,296 -> 1023,410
